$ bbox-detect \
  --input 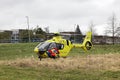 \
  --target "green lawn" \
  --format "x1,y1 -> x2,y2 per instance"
0,43 -> 120,80
0,43 -> 38,60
